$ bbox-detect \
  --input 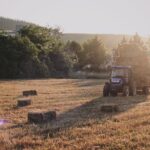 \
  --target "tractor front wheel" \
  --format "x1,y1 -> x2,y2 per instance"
103,83 -> 110,97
